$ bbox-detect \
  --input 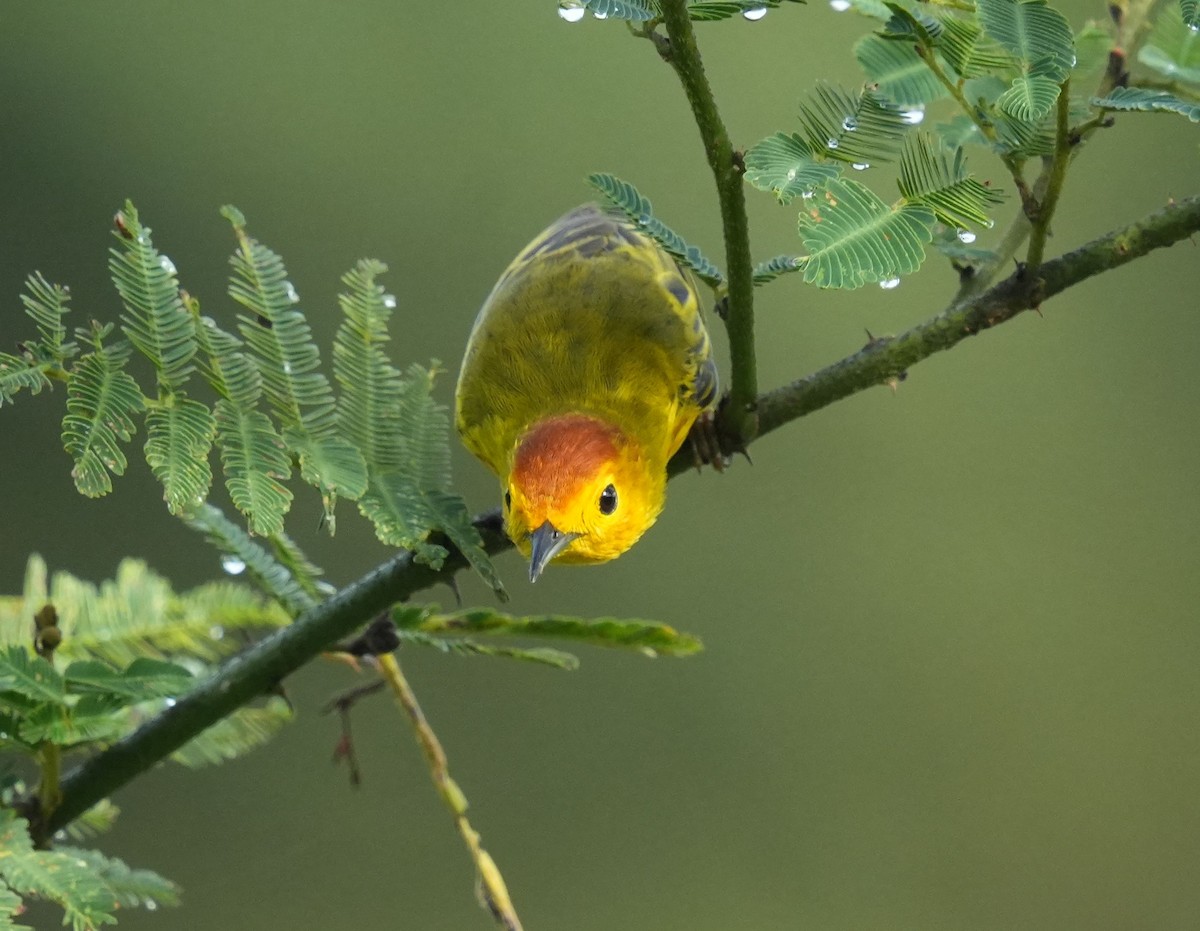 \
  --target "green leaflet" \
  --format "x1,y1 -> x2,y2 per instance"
586,172 -> 726,287
897,134 -> 1005,229
1092,86 -> 1200,121
110,202 -> 197,392
855,33 -> 949,107
744,132 -> 842,204
395,605 -> 703,657
797,178 -> 935,289
144,398 -> 216,516
62,333 -> 144,498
